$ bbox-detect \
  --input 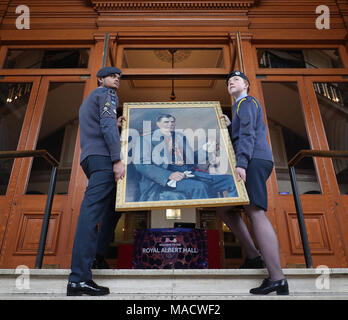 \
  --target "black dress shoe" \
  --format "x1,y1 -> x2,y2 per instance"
92,255 -> 110,269
250,278 -> 289,295
240,255 -> 266,269
67,280 -> 110,296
